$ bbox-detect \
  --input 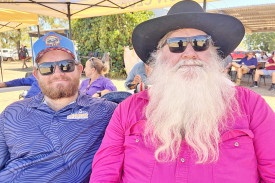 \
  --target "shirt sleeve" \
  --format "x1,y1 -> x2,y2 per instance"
5,75 -> 35,87
103,78 -> 117,92
124,63 -> 140,89
0,111 -> 10,170
90,103 -> 126,182
247,91 -> 275,182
